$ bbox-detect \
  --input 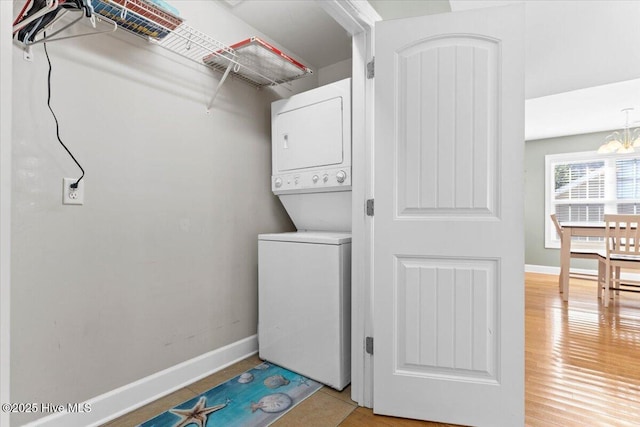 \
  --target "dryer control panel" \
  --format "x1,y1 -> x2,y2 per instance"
272,166 -> 351,194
